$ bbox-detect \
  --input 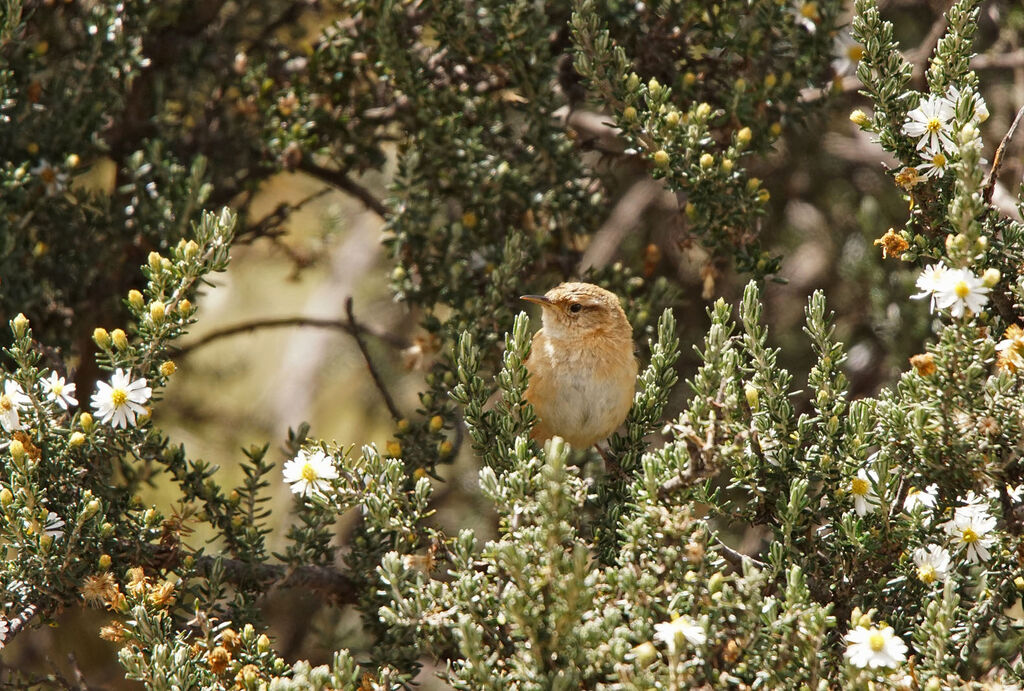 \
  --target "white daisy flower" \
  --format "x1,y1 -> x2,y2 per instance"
41,371 -> 78,410
912,544 -> 951,584
916,147 -> 949,179
832,33 -> 864,77
851,469 -> 880,516
943,500 -> 997,563
903,93 -> 956,153
912,263 -> 950,312
44,511 -> 65,539
946,84 -> 989,124
90,369 -> 152,429
933,267 -> 990,318
844,624 -> 908,669
30,159 -> 69,196
282,448 -> 339,498
0,380 -> 31,432
904,484 -> 938,513
653,614 -> 706,654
